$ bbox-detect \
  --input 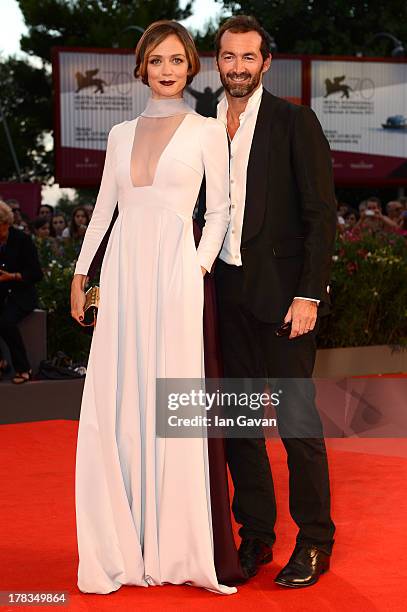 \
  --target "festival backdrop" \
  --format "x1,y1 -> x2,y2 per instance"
52,48 -> 301,187
52,49 -> 407,187
311,58 -> 407,184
